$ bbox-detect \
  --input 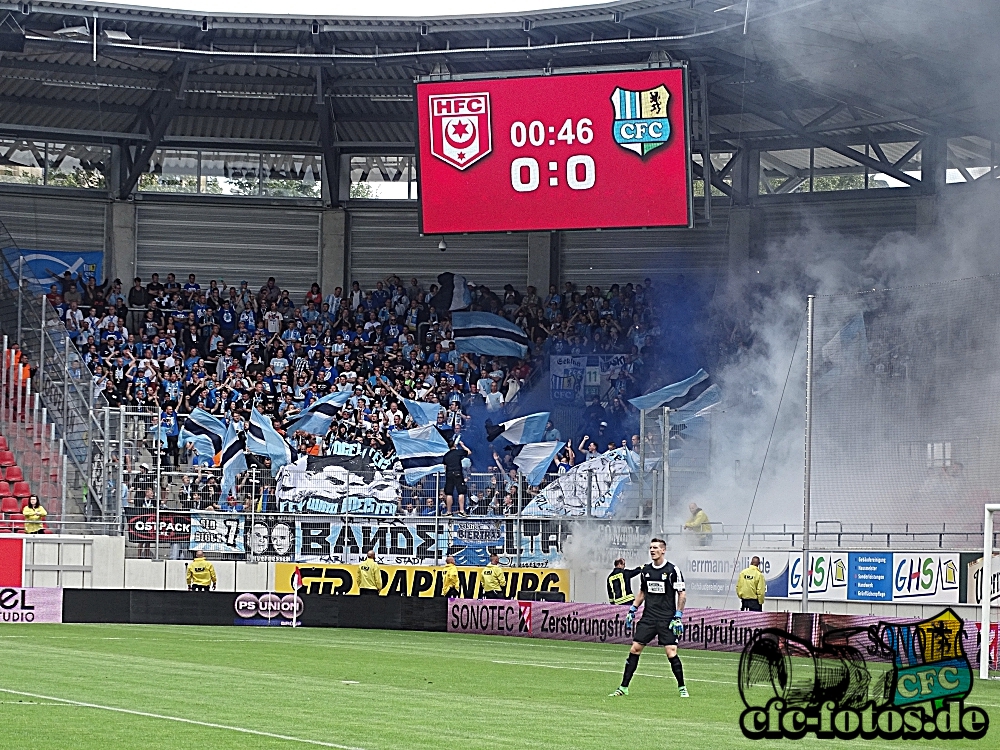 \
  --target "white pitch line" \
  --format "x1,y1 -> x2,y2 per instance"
0,688 -> 367,750
490,659 -> 733,684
